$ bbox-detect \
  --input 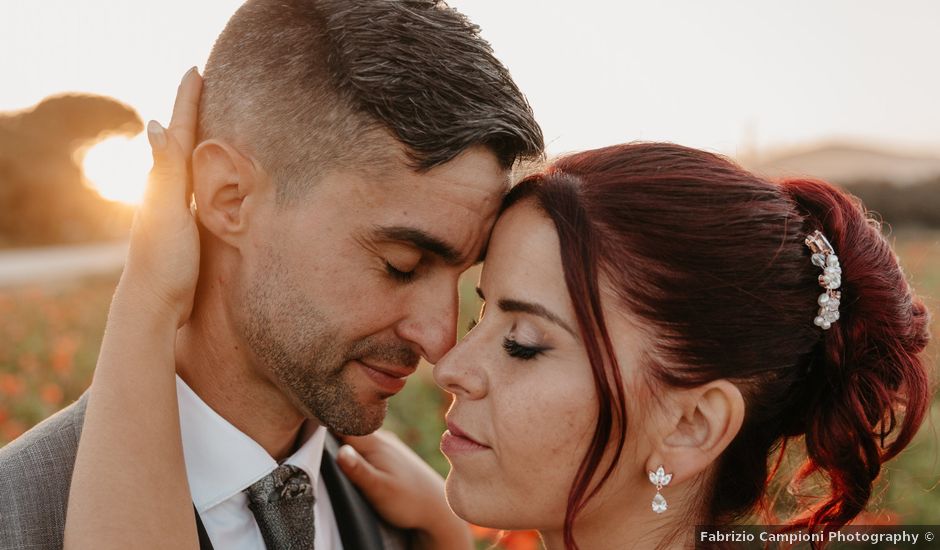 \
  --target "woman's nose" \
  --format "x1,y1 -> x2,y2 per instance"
432,329 -> 487,400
